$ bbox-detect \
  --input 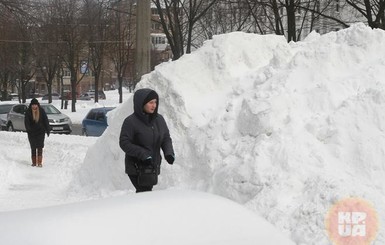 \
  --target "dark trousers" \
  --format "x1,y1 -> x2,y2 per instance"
128,175 -> 153,193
